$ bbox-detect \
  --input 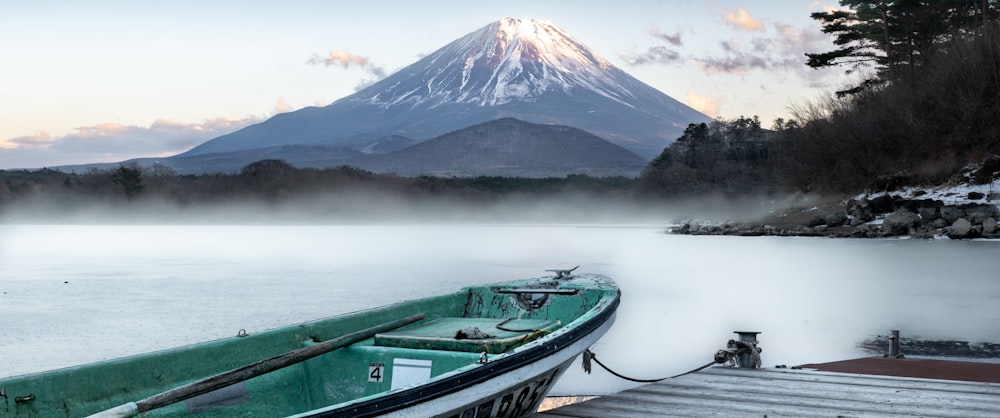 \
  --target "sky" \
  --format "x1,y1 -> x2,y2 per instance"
0,1 -> 850,170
